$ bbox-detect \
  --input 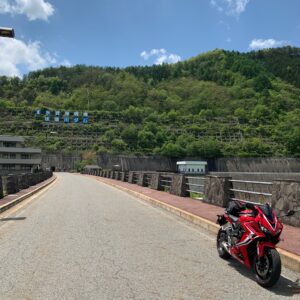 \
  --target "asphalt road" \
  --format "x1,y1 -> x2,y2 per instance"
0,173 -> 299,300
